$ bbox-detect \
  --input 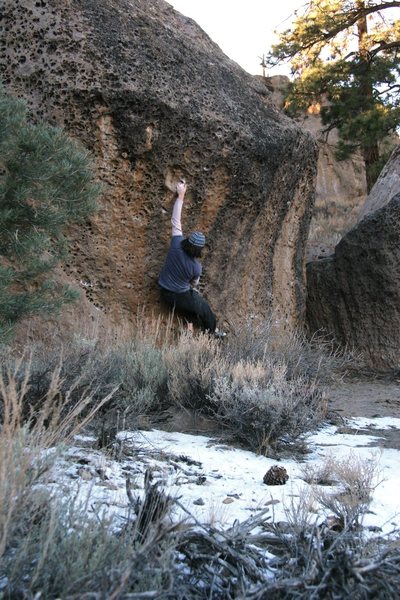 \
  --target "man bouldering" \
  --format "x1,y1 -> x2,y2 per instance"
159,180 -> 225,337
